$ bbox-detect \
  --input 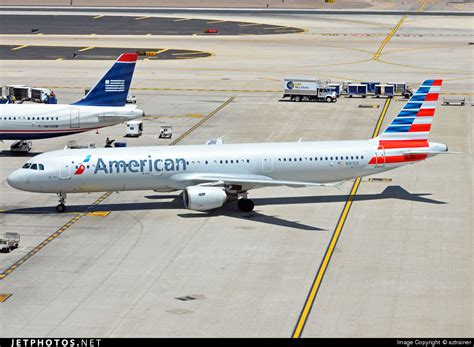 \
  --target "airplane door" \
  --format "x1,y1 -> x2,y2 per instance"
262,157 -> 273,173
59,159 -> 71,180
375,146 -> 386,168
70,109 -> 80,128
